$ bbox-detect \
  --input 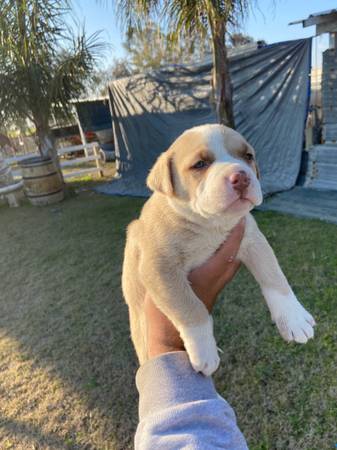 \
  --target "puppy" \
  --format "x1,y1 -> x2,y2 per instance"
122,124 -> 316,376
